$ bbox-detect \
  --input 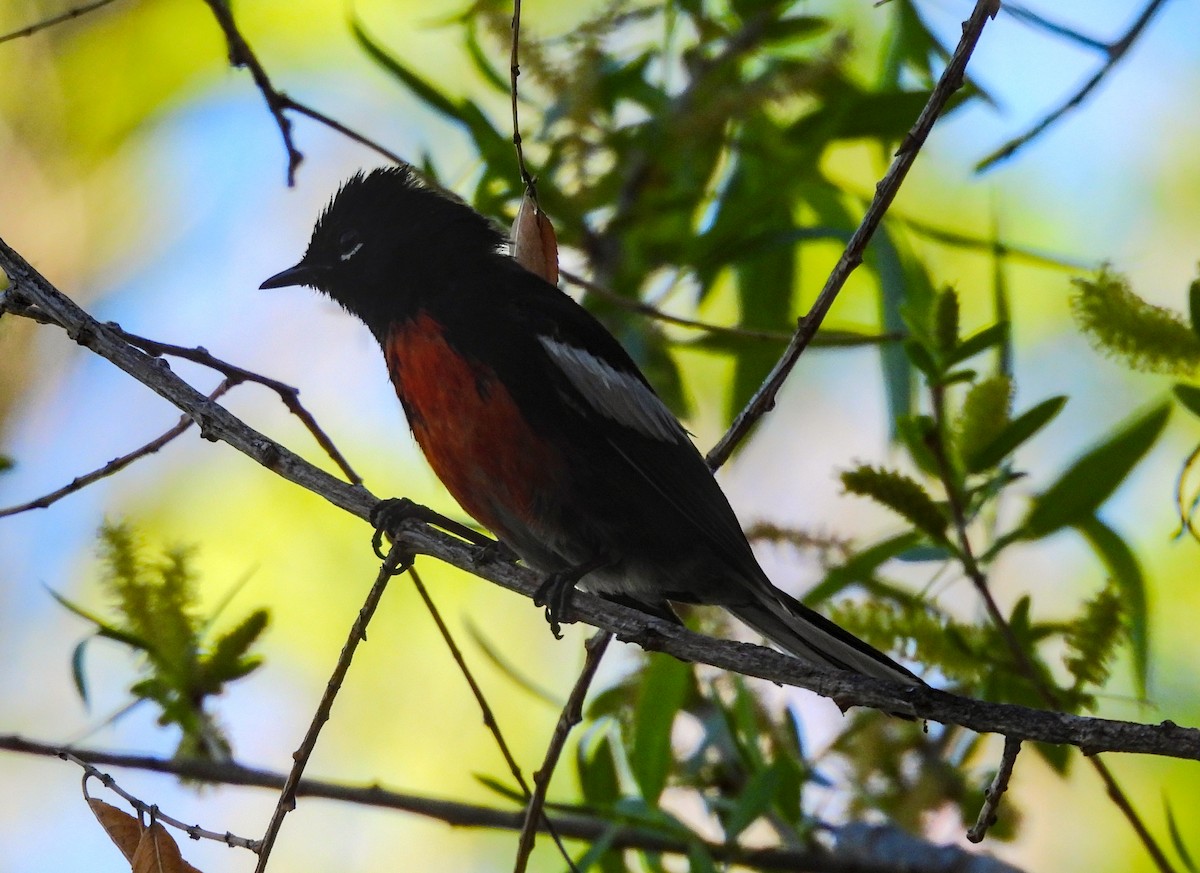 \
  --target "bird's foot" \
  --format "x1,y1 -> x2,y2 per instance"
533,572 -> 578,640
533,557 -> 609,639
470,539 -> 518,568
370,497 -> 494,559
